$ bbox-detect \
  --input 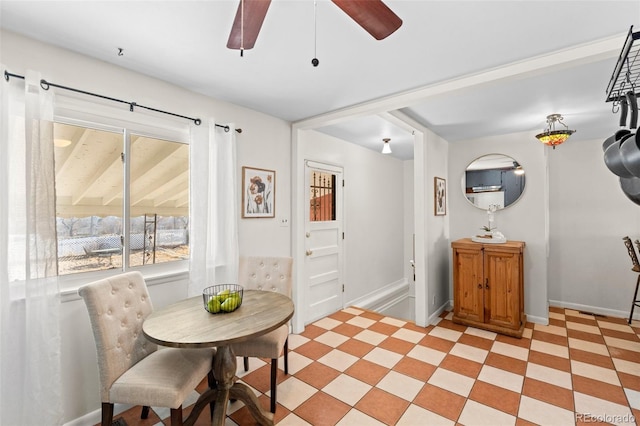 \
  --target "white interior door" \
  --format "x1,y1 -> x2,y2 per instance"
304,160 -> 343,323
